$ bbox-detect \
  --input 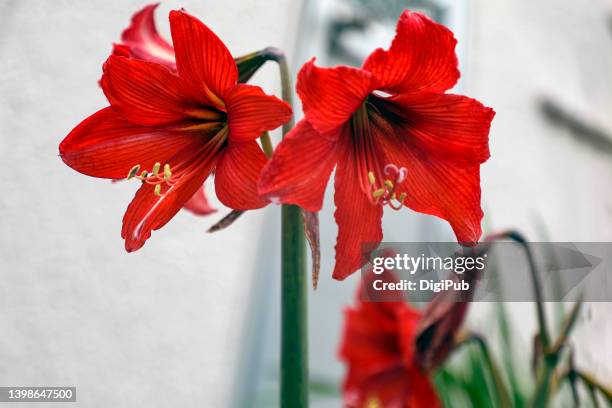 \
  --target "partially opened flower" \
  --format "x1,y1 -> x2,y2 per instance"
259,10 -> 494,280
339,272 -> 441,407
60,9 -> 291,251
